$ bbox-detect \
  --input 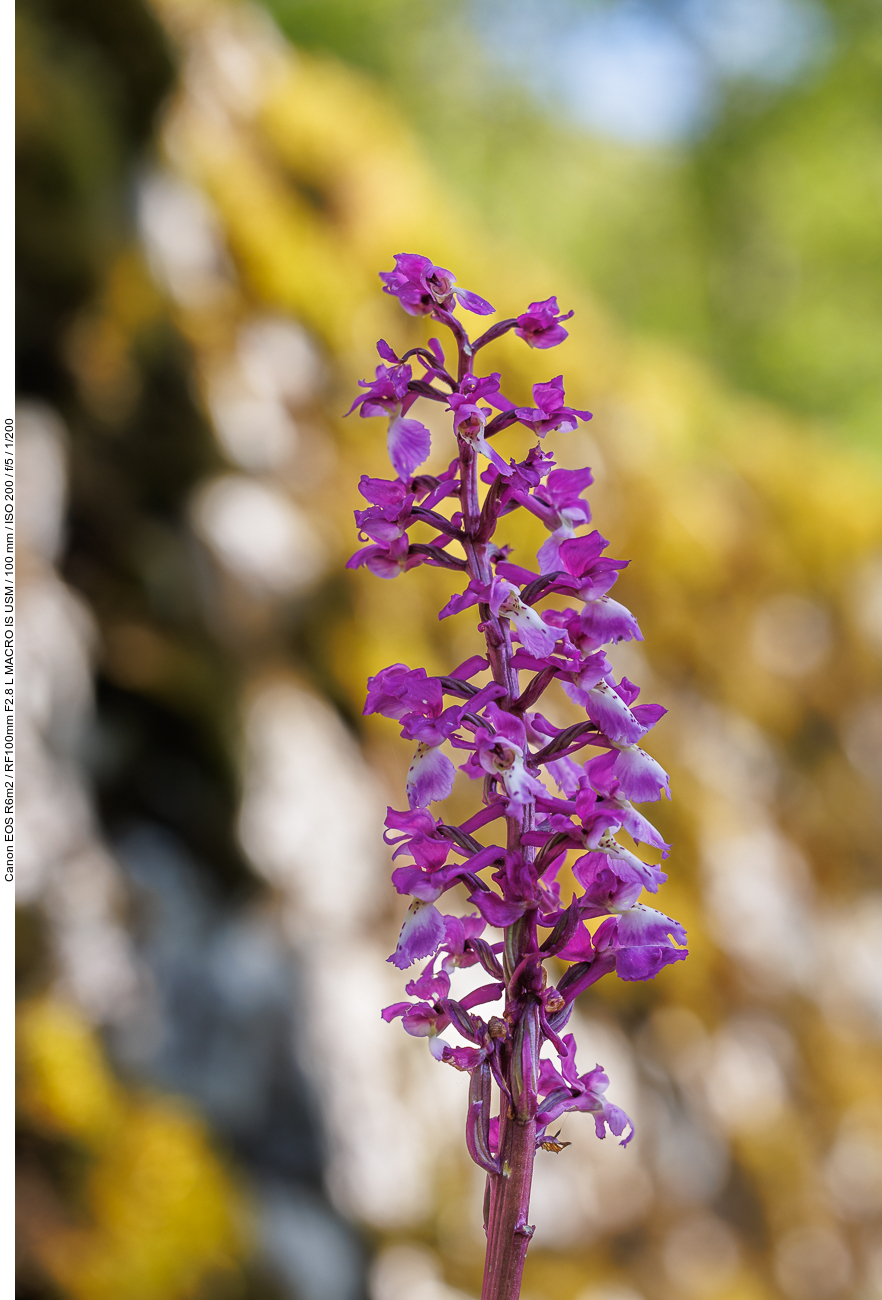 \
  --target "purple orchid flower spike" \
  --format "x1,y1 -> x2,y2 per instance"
348,260 -> 686,1300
